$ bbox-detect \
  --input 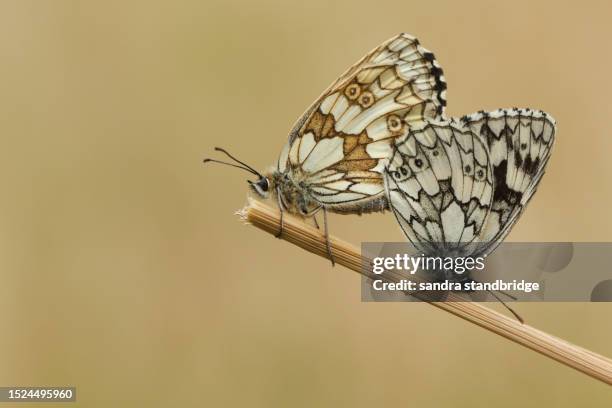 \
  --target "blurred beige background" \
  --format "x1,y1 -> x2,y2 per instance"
0,0 -> 611,406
